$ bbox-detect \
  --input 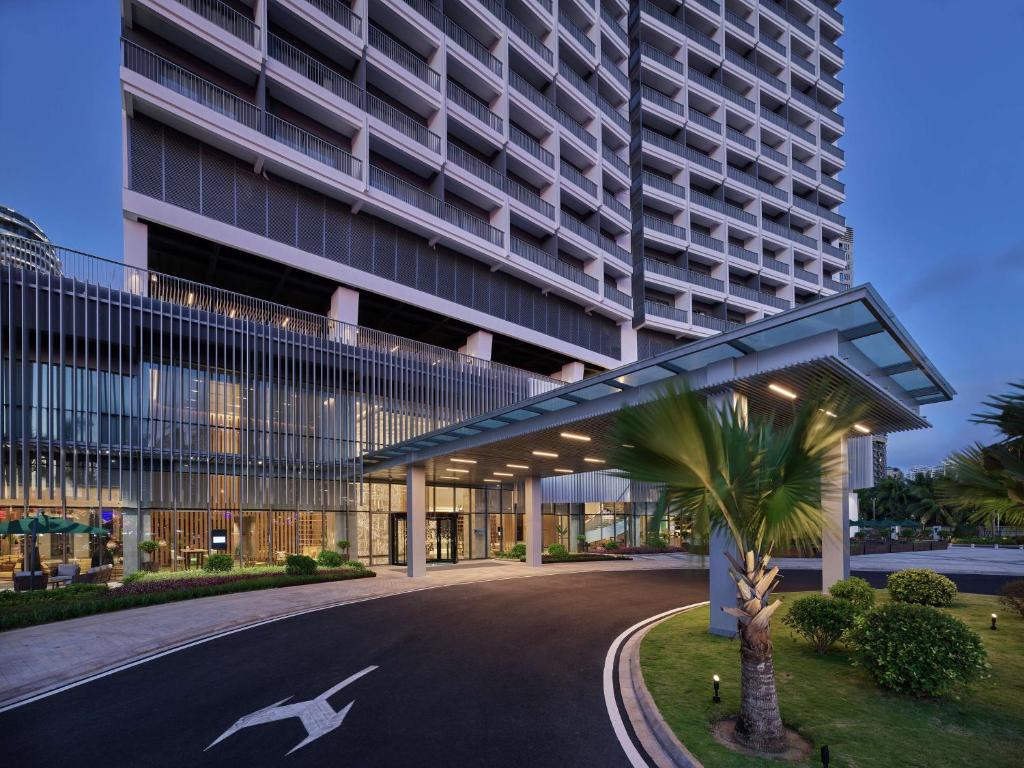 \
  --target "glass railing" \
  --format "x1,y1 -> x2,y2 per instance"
369,166 -> 502,245
447,80 -> 503,132
510,123 -> 554,167
644,300 -> 688,323
172,0 -> 258,44
510,237 -> 598,292
691,231 -> 724,253
561,159 -> 598,197
268,35 -> 364,109
642,171 -> 686,200
643,215 -> 687,241
305,0 -> 361,36
366,94 -> 441,154
368,24 -> 440,89
560,211 -> 599,245
728,244 -> 759,264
